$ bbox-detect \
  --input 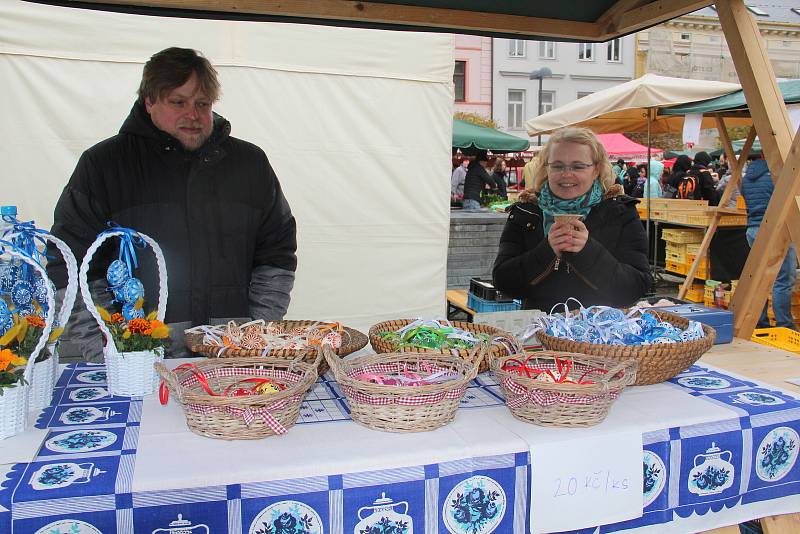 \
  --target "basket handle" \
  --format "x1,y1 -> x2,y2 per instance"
321,343 -> 347,380
155,362 -> 183,404
463,340 -> 489,380
0,246 -> 56,384
78,229 -> 169,347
